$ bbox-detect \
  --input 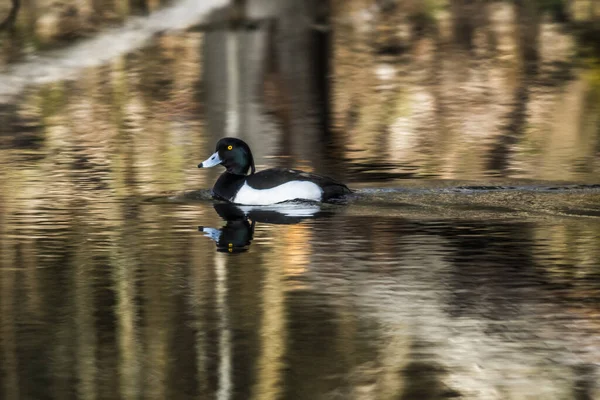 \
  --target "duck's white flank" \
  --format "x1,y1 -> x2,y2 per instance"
233,181 -> 323,205
238,204 -> 321,217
